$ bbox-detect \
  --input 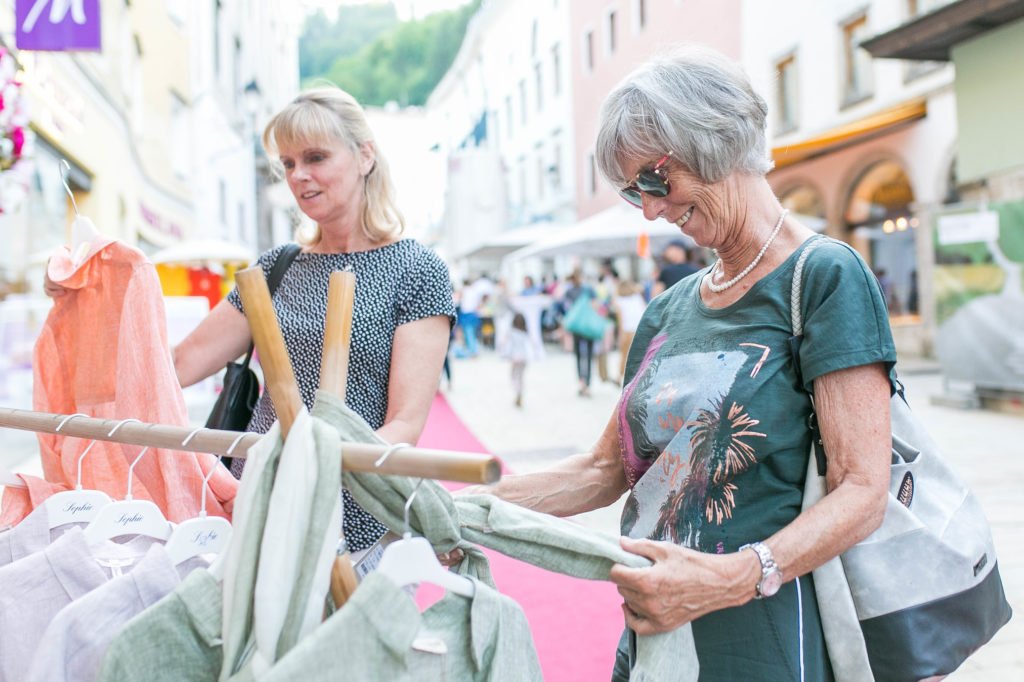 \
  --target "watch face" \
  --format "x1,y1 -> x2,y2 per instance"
761,570 -> 783,597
